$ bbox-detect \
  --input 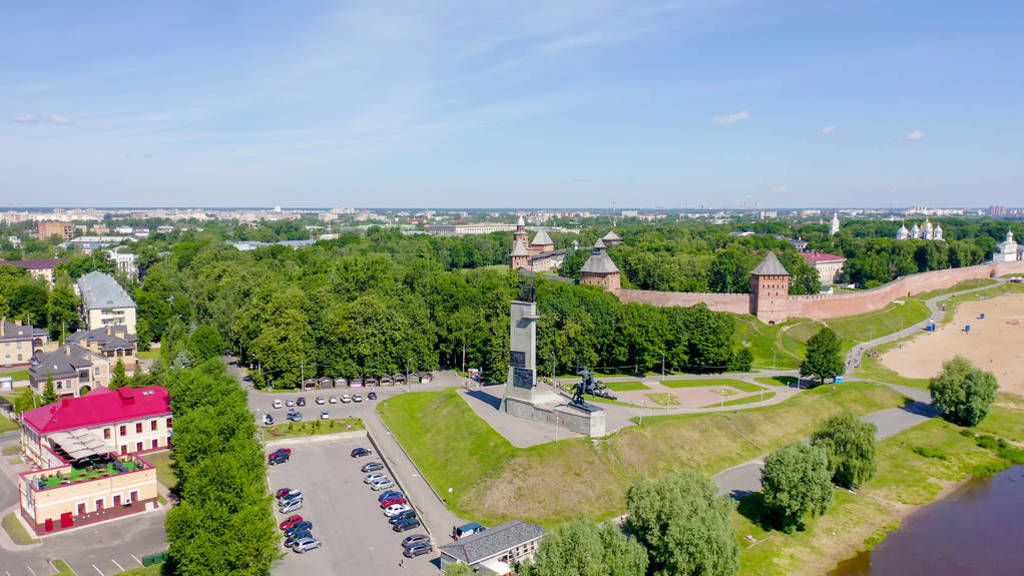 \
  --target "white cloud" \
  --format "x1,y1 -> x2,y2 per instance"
12,114 -> 74,125
771,184 -> 788,193
710,111 -> 750,127
816,125 -> 837,136
905,129 -> 926,141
